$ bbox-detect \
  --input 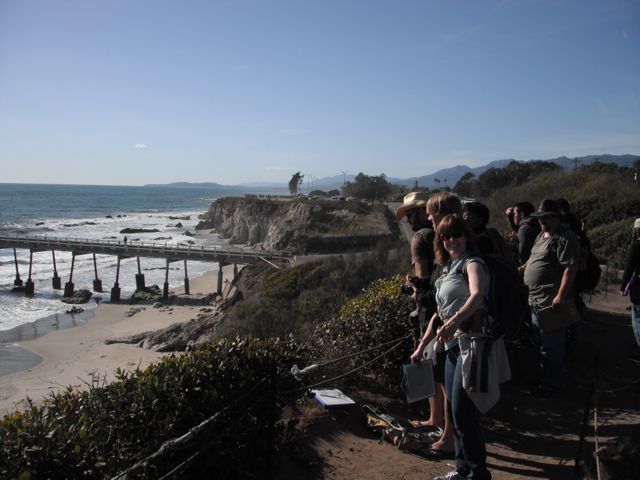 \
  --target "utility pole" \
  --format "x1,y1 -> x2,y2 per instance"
341,171 -> 348,187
